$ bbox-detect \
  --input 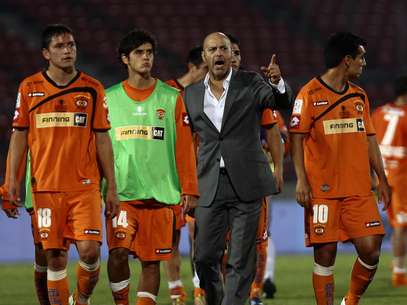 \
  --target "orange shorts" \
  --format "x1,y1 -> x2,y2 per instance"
106,201 -> 174,261
28,209 -> 41,245
305,195 -> 385,247
256,197 -> 269,245
387,186 -> 407,228
171,204 -> 186,230
33,189 -> 103,250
